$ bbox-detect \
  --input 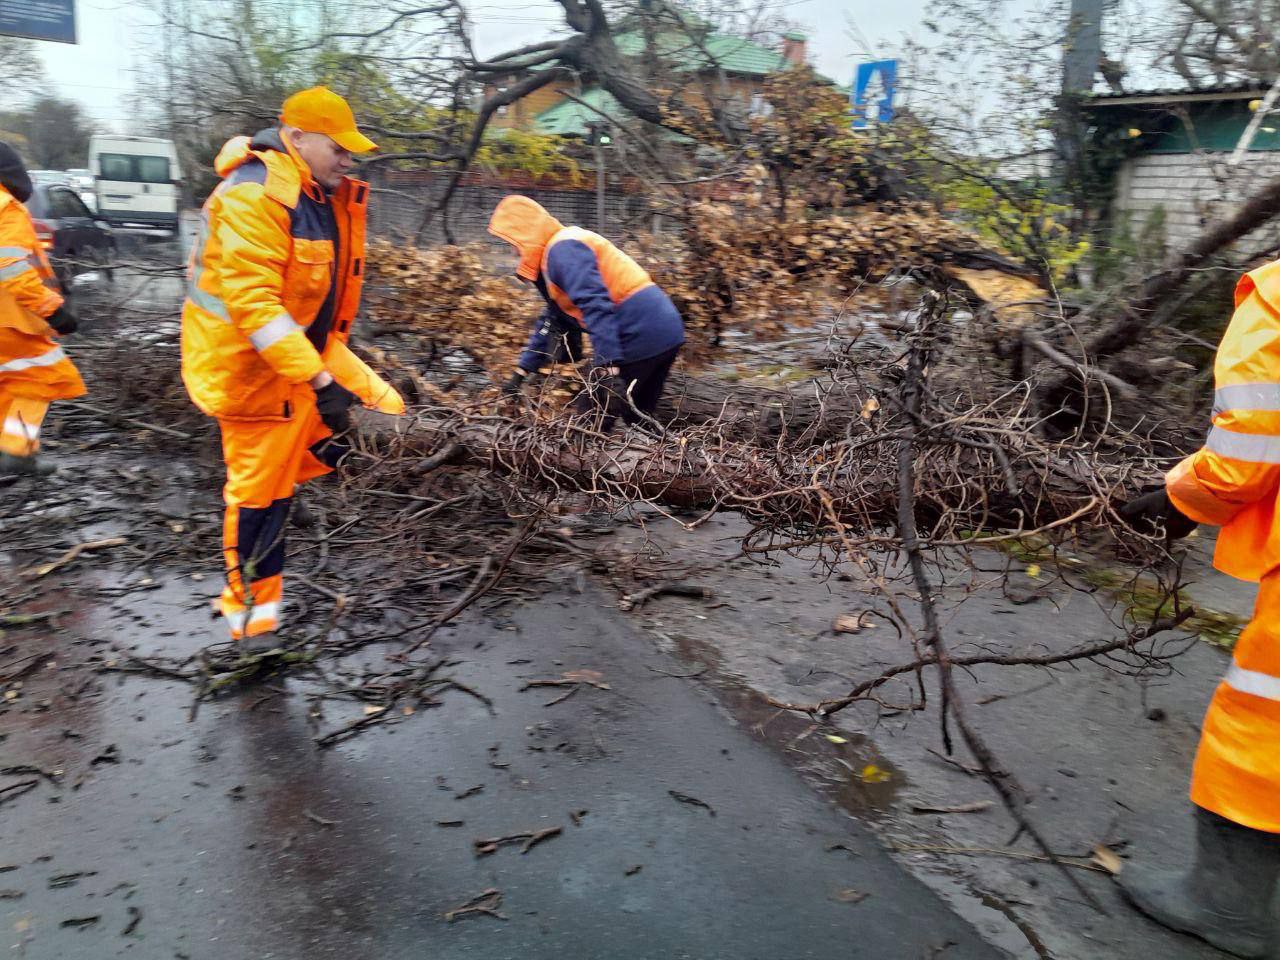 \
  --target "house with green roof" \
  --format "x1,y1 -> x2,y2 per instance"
485,14 -> 811,139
